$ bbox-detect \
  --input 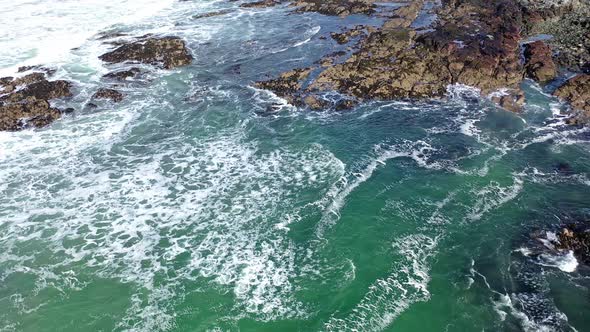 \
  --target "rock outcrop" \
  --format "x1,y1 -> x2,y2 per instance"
256,0 -> 531,111
99,36 -> 193,69
553,74 -> 590,123
0,73 -> 73,131
524,40 -> 557,82
92,88 -> 124,103
556,226 -> 590,265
